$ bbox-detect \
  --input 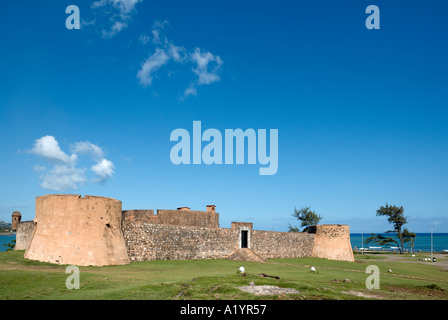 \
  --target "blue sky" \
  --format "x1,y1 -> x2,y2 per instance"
0,0 -> 447,233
